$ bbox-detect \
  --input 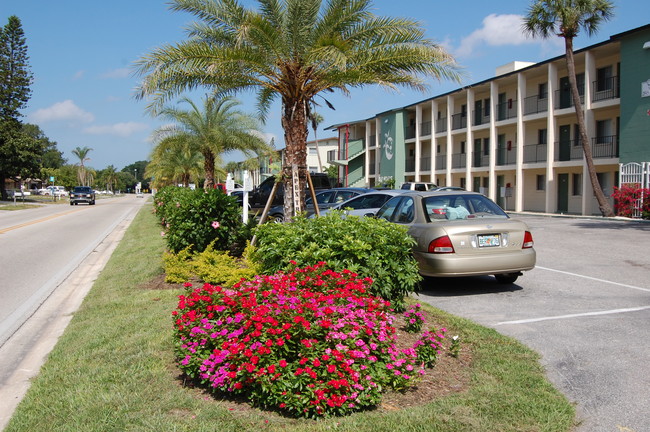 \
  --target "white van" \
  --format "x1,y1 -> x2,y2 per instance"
47,186 -> 68,197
